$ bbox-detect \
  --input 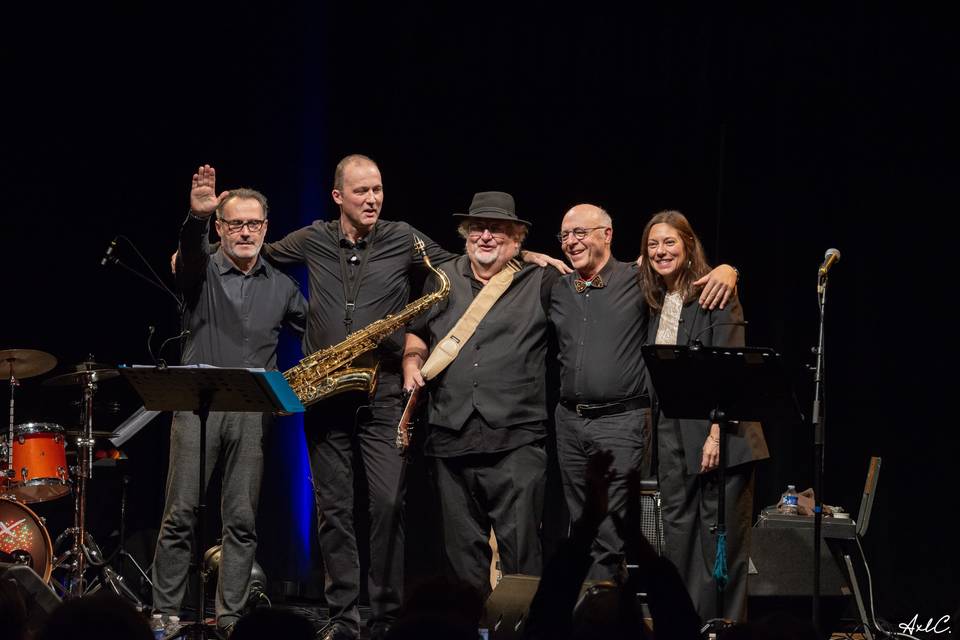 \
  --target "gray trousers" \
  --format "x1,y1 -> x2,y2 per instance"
152,410 -> 268,627
554,404 -> 649,581
657,417 -> 754,622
